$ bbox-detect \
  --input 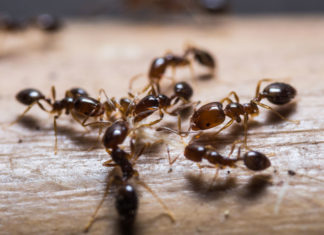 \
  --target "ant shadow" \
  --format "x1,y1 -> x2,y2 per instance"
197,73 -> 215,81
16,115 -> 101,150
237,174 -> 272,201
185,172 -> 272,203
185,173 -> 238,201
265,101 -> 298,125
